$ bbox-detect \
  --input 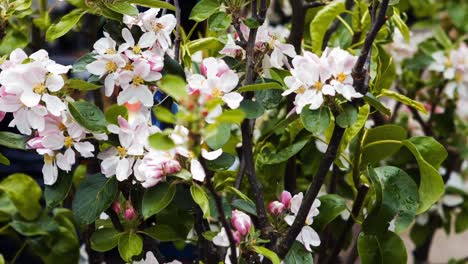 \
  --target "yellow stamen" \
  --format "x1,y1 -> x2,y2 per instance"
132,45 -> 141,54
153,22 -> 164,31
296,86 -> 306,94
33,83 -> 46,94
124,63 -> 134,71
445,59 -> 453,68
117,146 -> 127,157
58,123 -> 67,131
105,61 -> 118,73
337,72 -> 347,83
314,81 -> 323,91
64,136 -> 74,148
44,154 -> 53,164
212,88 -> 223,98
106,48 -> 116,55
133,76 -> 144,86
